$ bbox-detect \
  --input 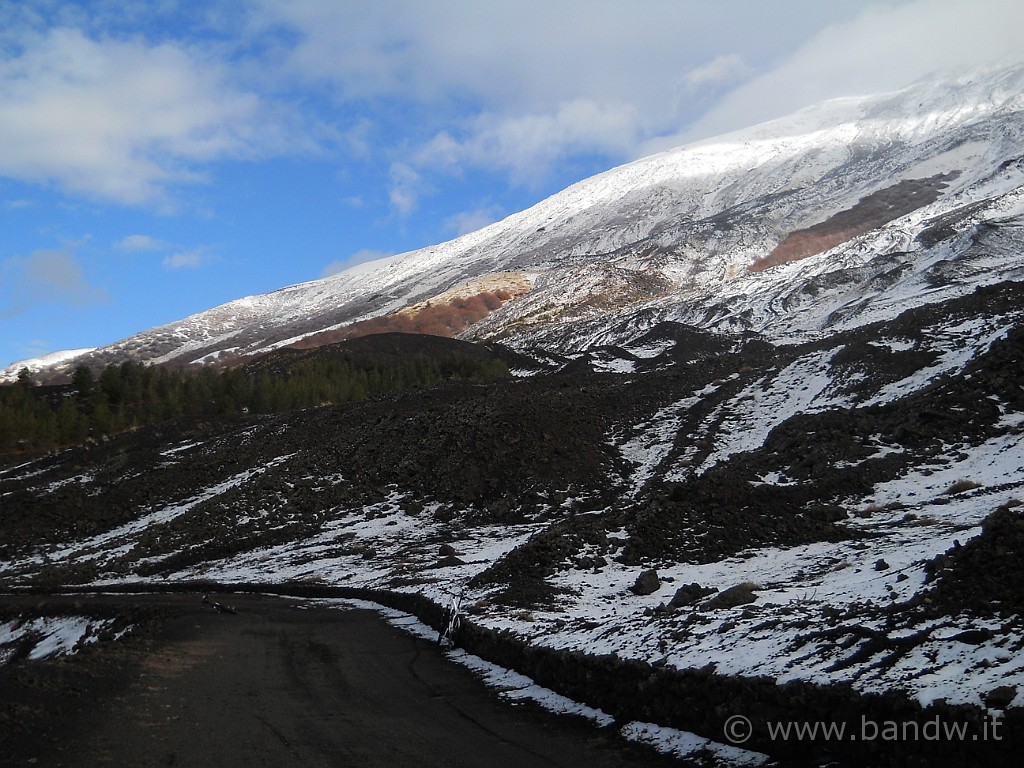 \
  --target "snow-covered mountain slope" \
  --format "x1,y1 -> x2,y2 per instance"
0,349 -> 96,382
3,276 -> 1023,765
6,61 -> 1023,383
5,63 -> 1024,765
